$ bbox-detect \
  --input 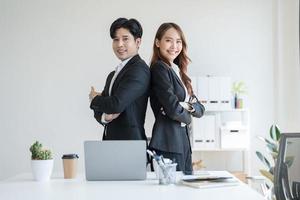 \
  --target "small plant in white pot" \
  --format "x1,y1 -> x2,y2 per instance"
30,141 -> 53,181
